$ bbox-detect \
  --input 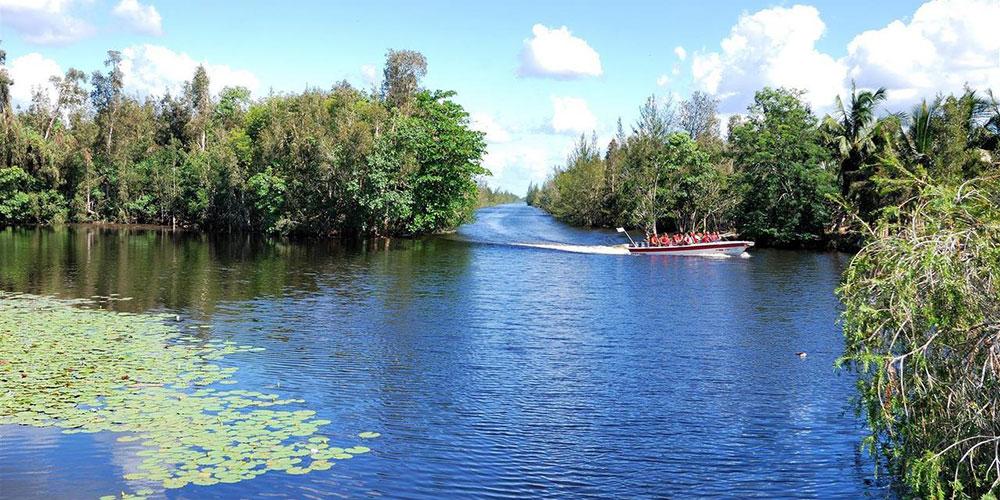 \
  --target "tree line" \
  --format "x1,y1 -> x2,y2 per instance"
0,47 -> 487,236
528,85 -> 1000,249
475,182 -> 519,208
